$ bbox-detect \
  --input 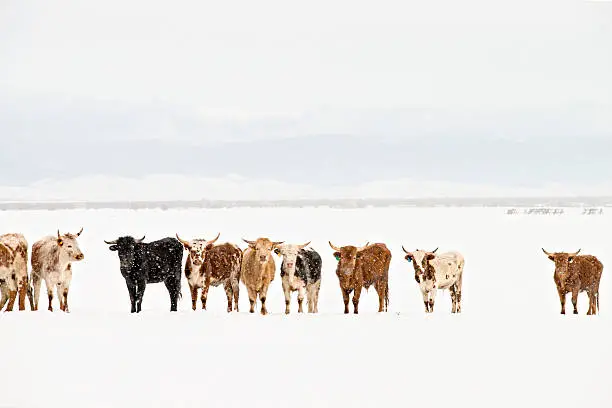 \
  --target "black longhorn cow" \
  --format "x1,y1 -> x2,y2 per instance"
104,236 -> 183,312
